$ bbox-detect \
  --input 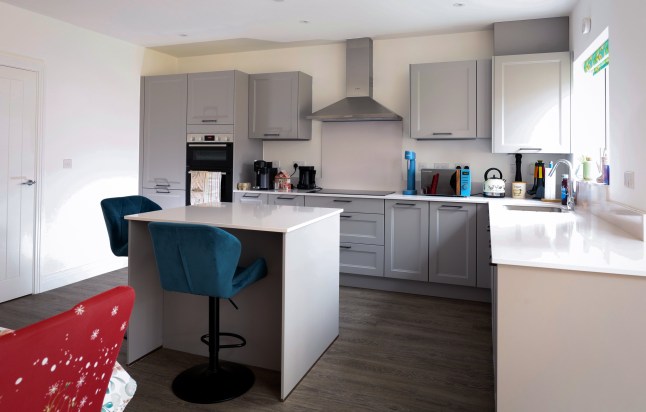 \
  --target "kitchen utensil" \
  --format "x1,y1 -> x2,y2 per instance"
483,167 -> 506,198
